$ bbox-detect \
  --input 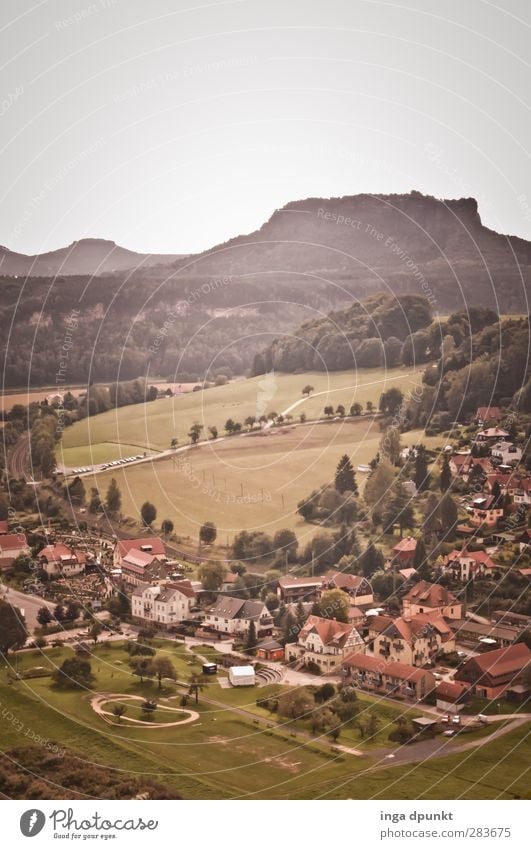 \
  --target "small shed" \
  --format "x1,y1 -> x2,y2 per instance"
412,716 -> 438,732
202,662 -> 217,675
228,665 -> 256,687
256,638 -> 284,662
435,681 -> 469,714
